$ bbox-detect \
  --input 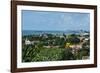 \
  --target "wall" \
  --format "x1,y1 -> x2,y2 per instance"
0,0 -> 99,73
